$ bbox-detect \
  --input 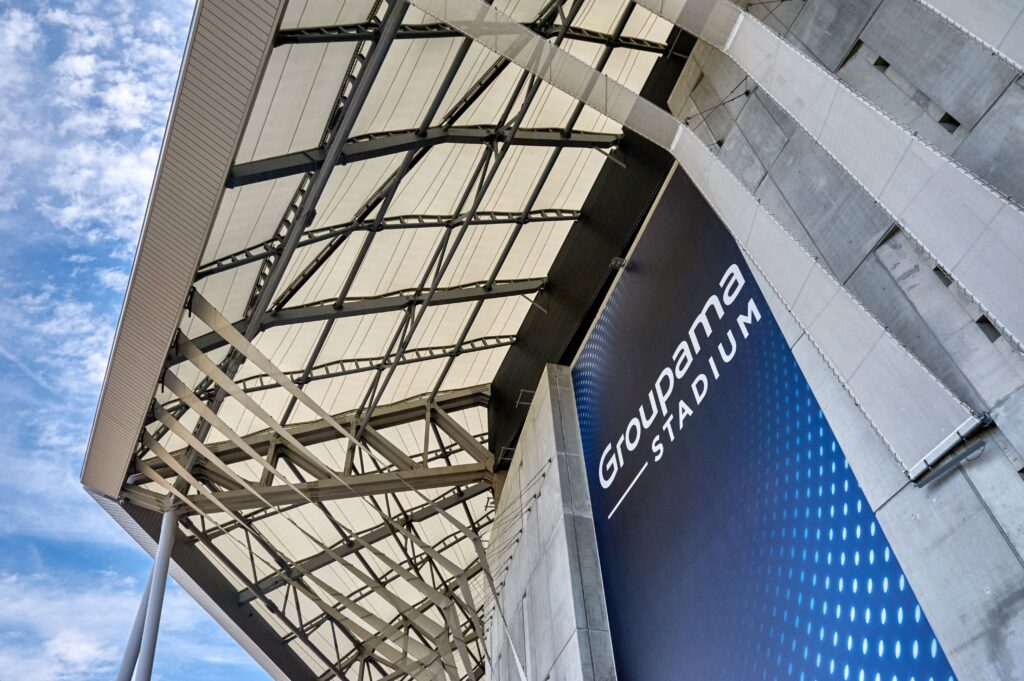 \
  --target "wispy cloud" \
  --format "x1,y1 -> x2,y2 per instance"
0,1 -> 191,245
0,1 -> 266,678
0,570 -> 258,680
96,266 -> 130,292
